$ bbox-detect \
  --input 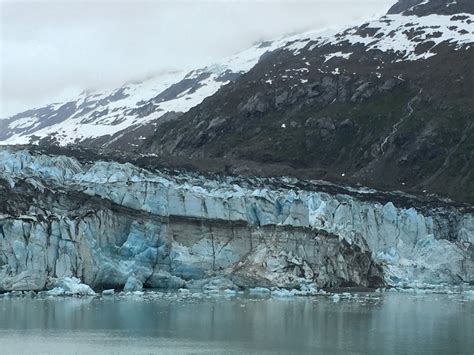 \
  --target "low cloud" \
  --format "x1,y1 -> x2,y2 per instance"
0,0 -> 394,116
